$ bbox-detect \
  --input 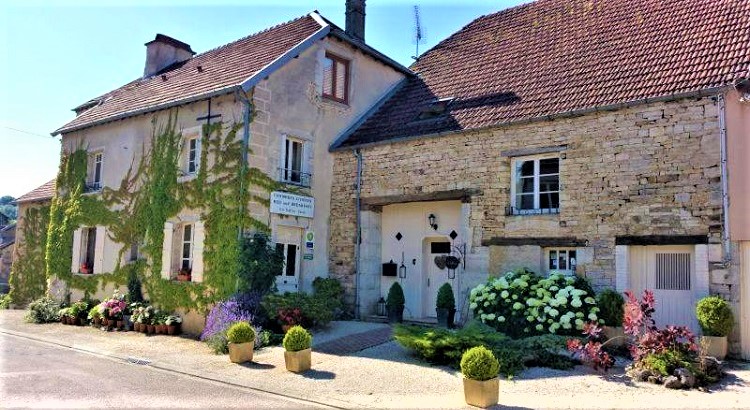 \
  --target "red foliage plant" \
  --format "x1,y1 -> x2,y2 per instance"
567,322 -> 615,372
278,307 -> 303,326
